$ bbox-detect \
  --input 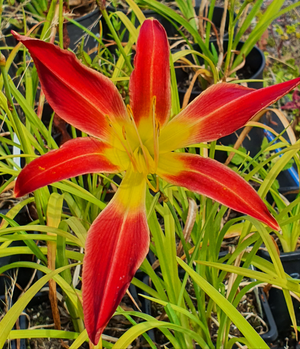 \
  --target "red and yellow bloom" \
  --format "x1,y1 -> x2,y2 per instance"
13,19 -> 300,344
